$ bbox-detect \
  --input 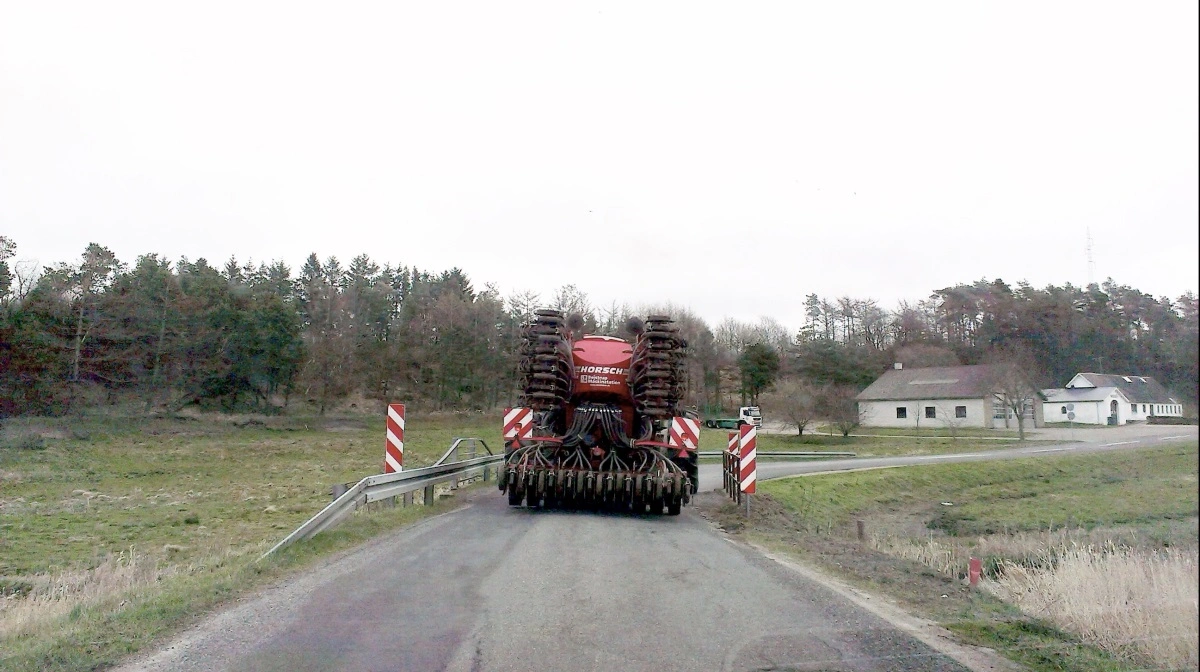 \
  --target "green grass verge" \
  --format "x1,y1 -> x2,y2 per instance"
761,442 -> 1198,535
0,411 -> 499,672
